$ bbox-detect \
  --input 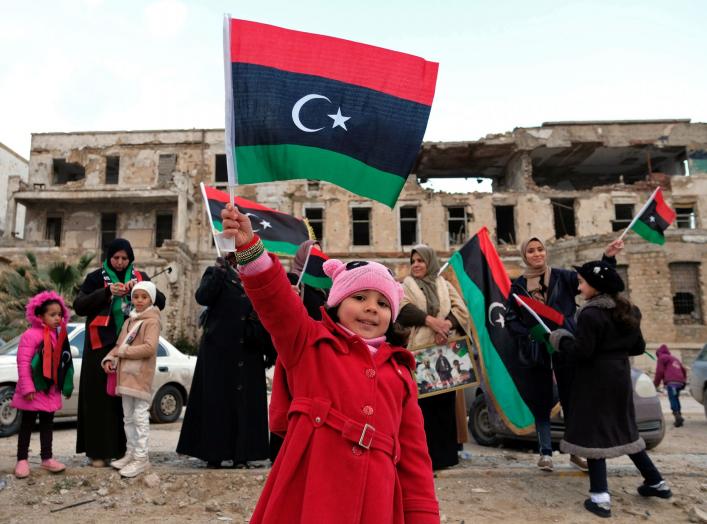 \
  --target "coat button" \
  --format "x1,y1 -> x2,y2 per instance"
314,416 -> 321,424
241,316 -> 246,321
240,338 -> 244,344
365,368 -> 376,379
362,405 -> 374,416
238,361 -> 244,367
236,385 -> 243,391
352,445 -> 362,456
